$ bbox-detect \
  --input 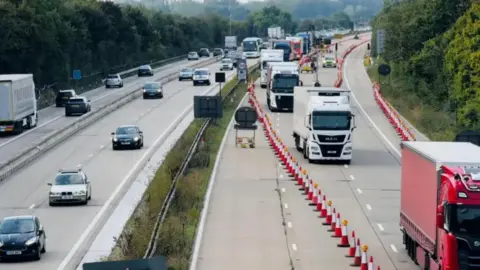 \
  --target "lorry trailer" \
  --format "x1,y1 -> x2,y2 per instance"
260,49 -> 283,88
400,141 -> 480,270
0,74 -> 38,134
